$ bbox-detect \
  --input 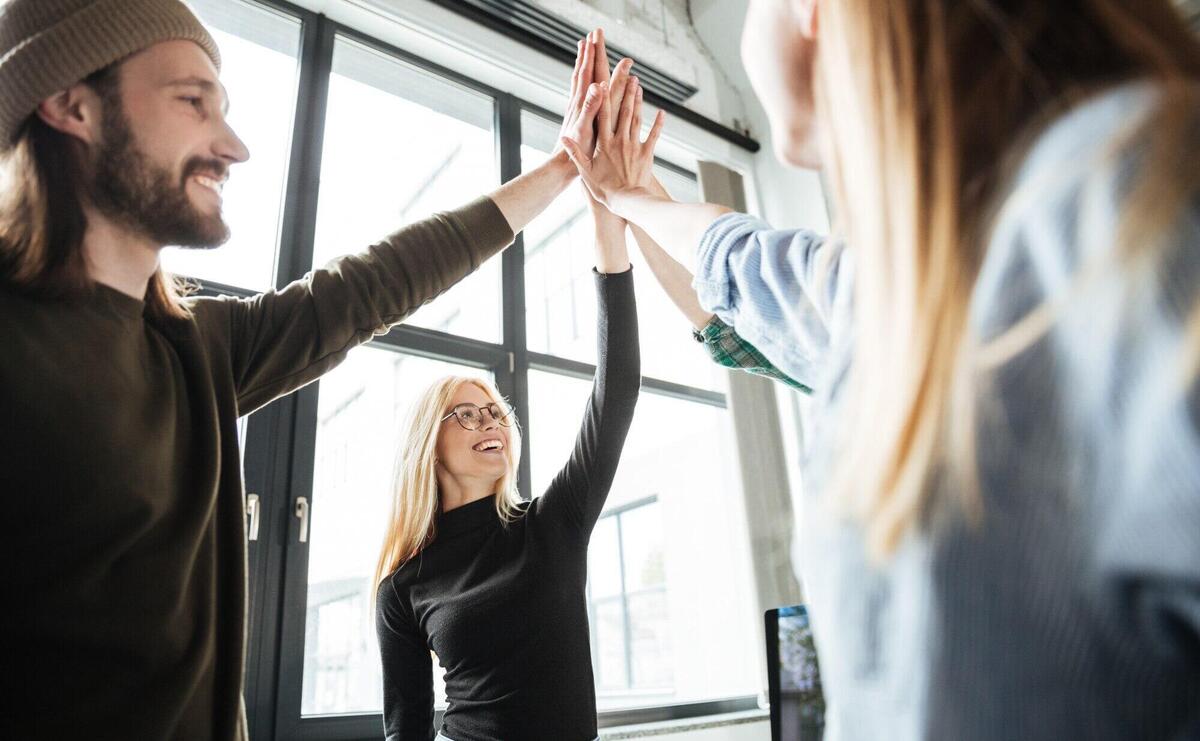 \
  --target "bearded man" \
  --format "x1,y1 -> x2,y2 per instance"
0,1 -> 610,737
